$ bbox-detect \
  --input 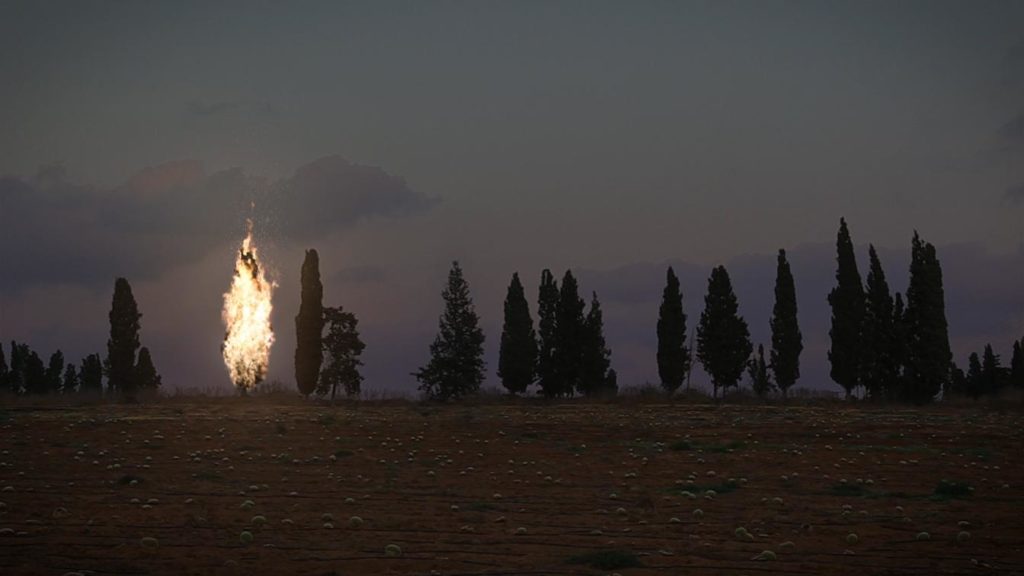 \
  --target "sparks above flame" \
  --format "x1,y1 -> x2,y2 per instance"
222,220 -> 275,392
